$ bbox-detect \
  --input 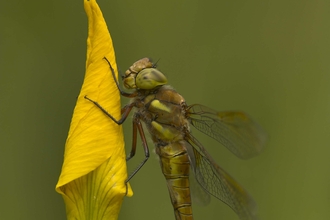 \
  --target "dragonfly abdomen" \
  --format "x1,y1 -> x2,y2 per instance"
156,142 -> 193,220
